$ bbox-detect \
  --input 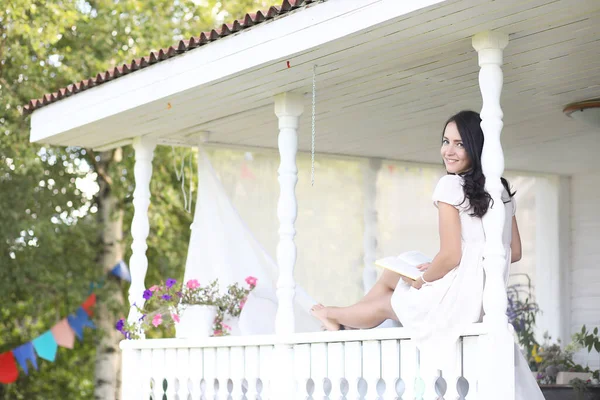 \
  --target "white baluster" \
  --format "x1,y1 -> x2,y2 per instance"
230,347 -> 245,399
344,341 -> 362,400
121,348 -> 141,400
140,349 -> 153,398
273,92 -> 304,399
204,348 -> 217,400
472,30 -> 515,400
244,346 -> 260,400
176,348 -> 191,400
362,158 -> 381,293
311,343 -> 328,399
164,348 -> 178,398
400,340 -> 417,400
259,345 -> 274,399
294,344 -> 311,399
327,343 -> 345,400
362,341 -> 381,399
189,348 -> 203,399
461,336 -> 478,399
216,347 -> 231,398
127,136 -> 156,328
380,340 -> 400,400
150,349 -> 166,399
